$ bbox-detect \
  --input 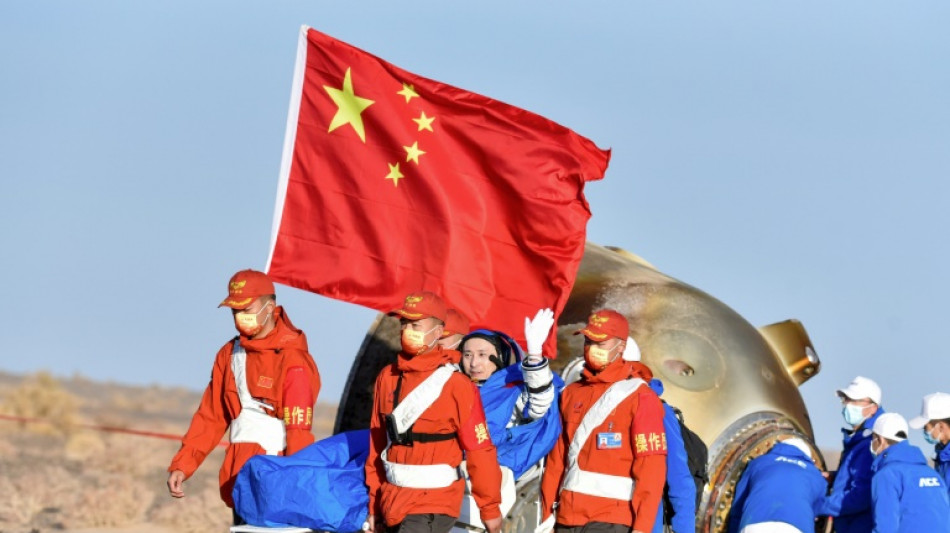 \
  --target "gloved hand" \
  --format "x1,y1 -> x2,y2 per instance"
621,335 -> 641,361
524,308 -> 555,358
